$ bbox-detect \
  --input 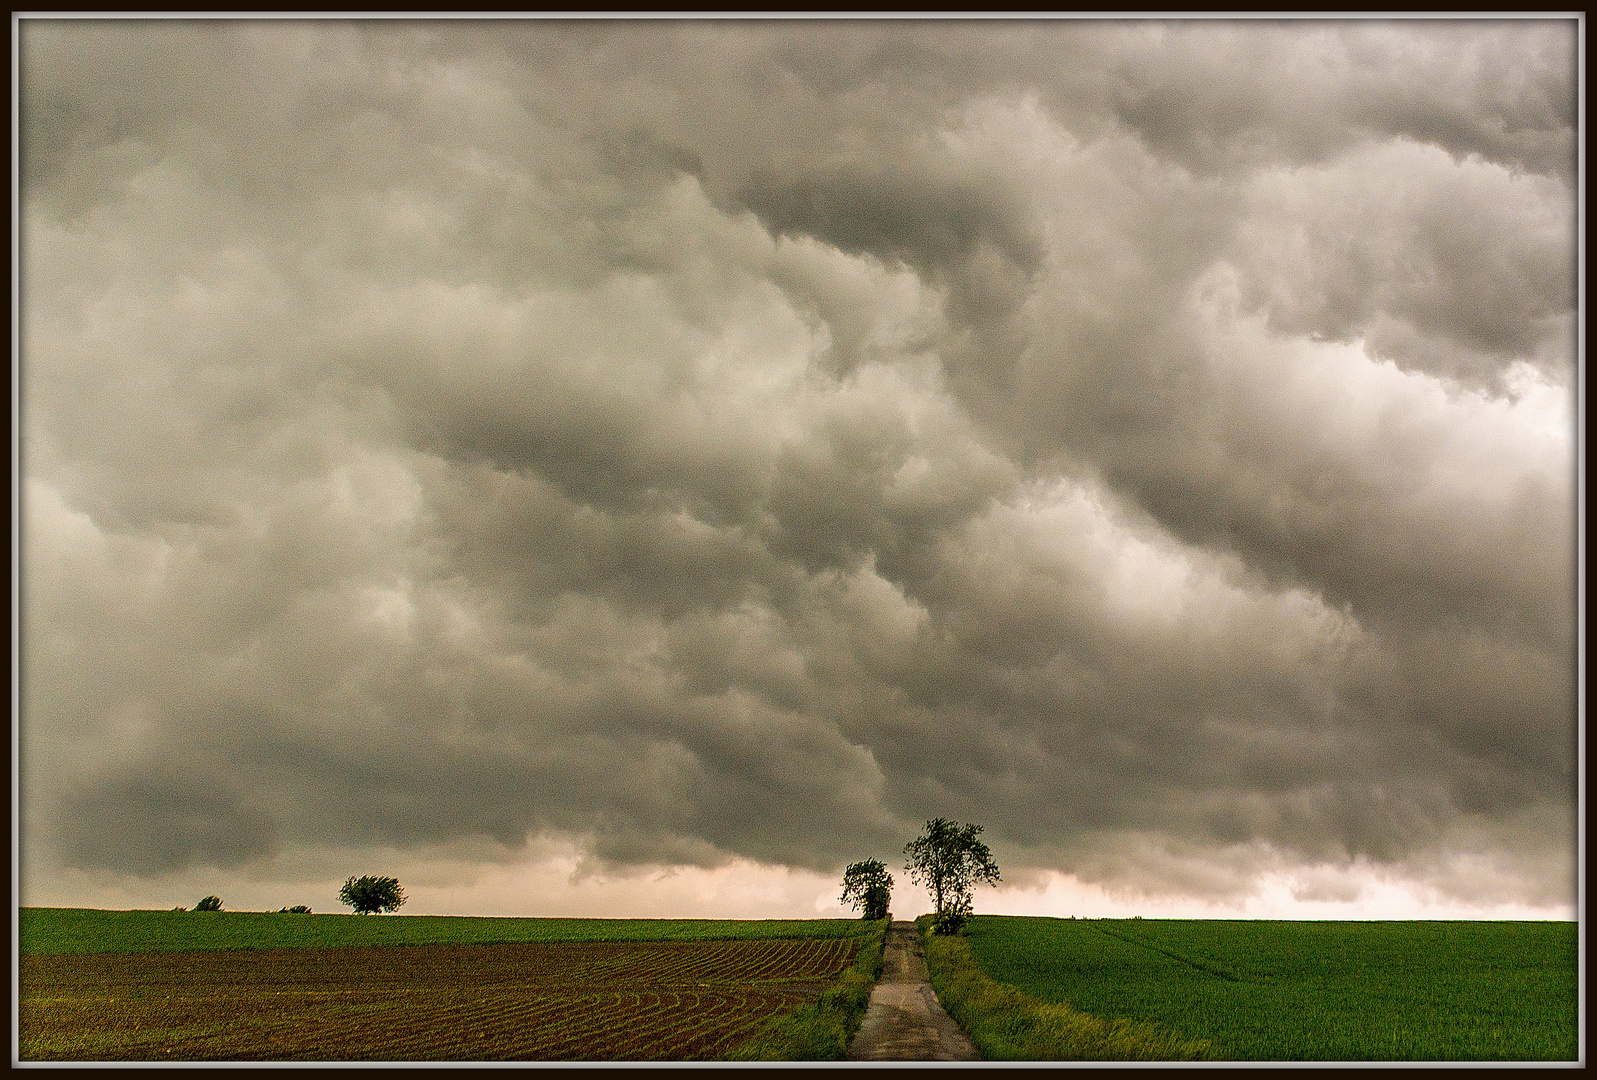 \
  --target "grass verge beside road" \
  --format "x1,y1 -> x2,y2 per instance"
722,918 -> 888,1060
917,916 -> 1213,1061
